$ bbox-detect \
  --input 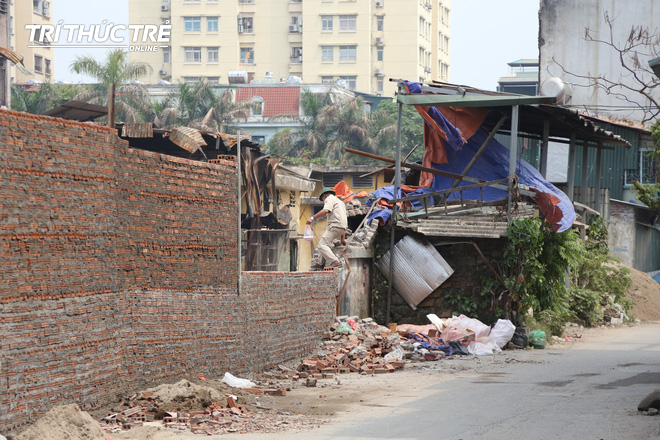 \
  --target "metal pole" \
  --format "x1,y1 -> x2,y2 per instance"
540,117 -> 550,178
507,105 -> 519,222
386,102 -> 403,326
237,130 -> 242,294
581,142 -> 589,206
594,142 -> 603,215
566,132 -> 576,200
